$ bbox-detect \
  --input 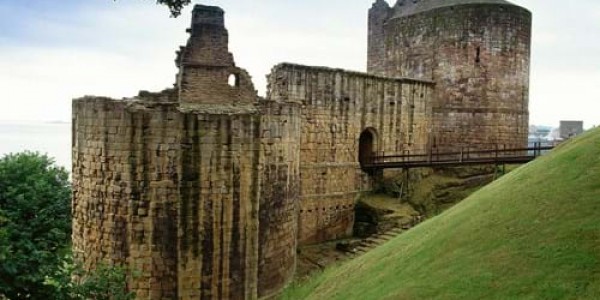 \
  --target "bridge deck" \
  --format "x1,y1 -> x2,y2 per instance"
363,145 -> 554,170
